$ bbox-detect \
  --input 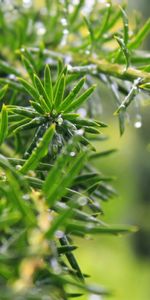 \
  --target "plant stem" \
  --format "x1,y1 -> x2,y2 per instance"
90,57 -> 150,83
29,47 -> 150,85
